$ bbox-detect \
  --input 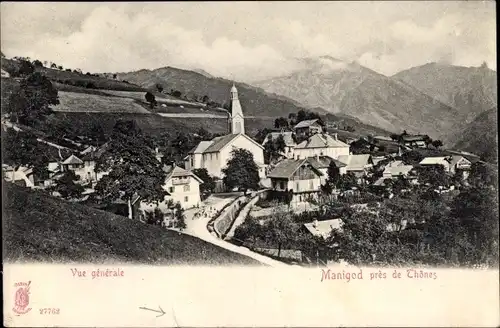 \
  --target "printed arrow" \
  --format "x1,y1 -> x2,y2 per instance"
139,306 -> 166,317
